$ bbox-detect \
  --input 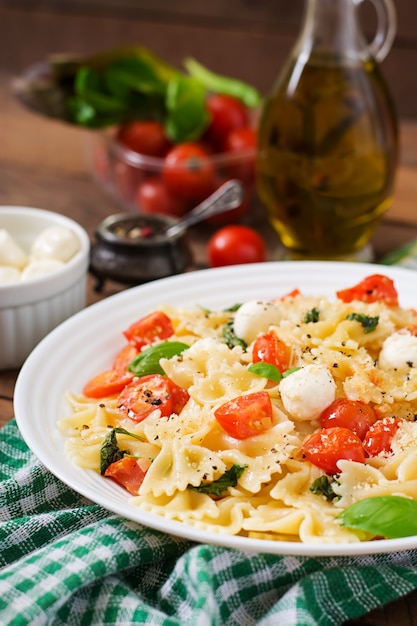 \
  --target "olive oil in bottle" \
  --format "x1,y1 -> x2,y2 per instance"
257,0 -> 398,259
